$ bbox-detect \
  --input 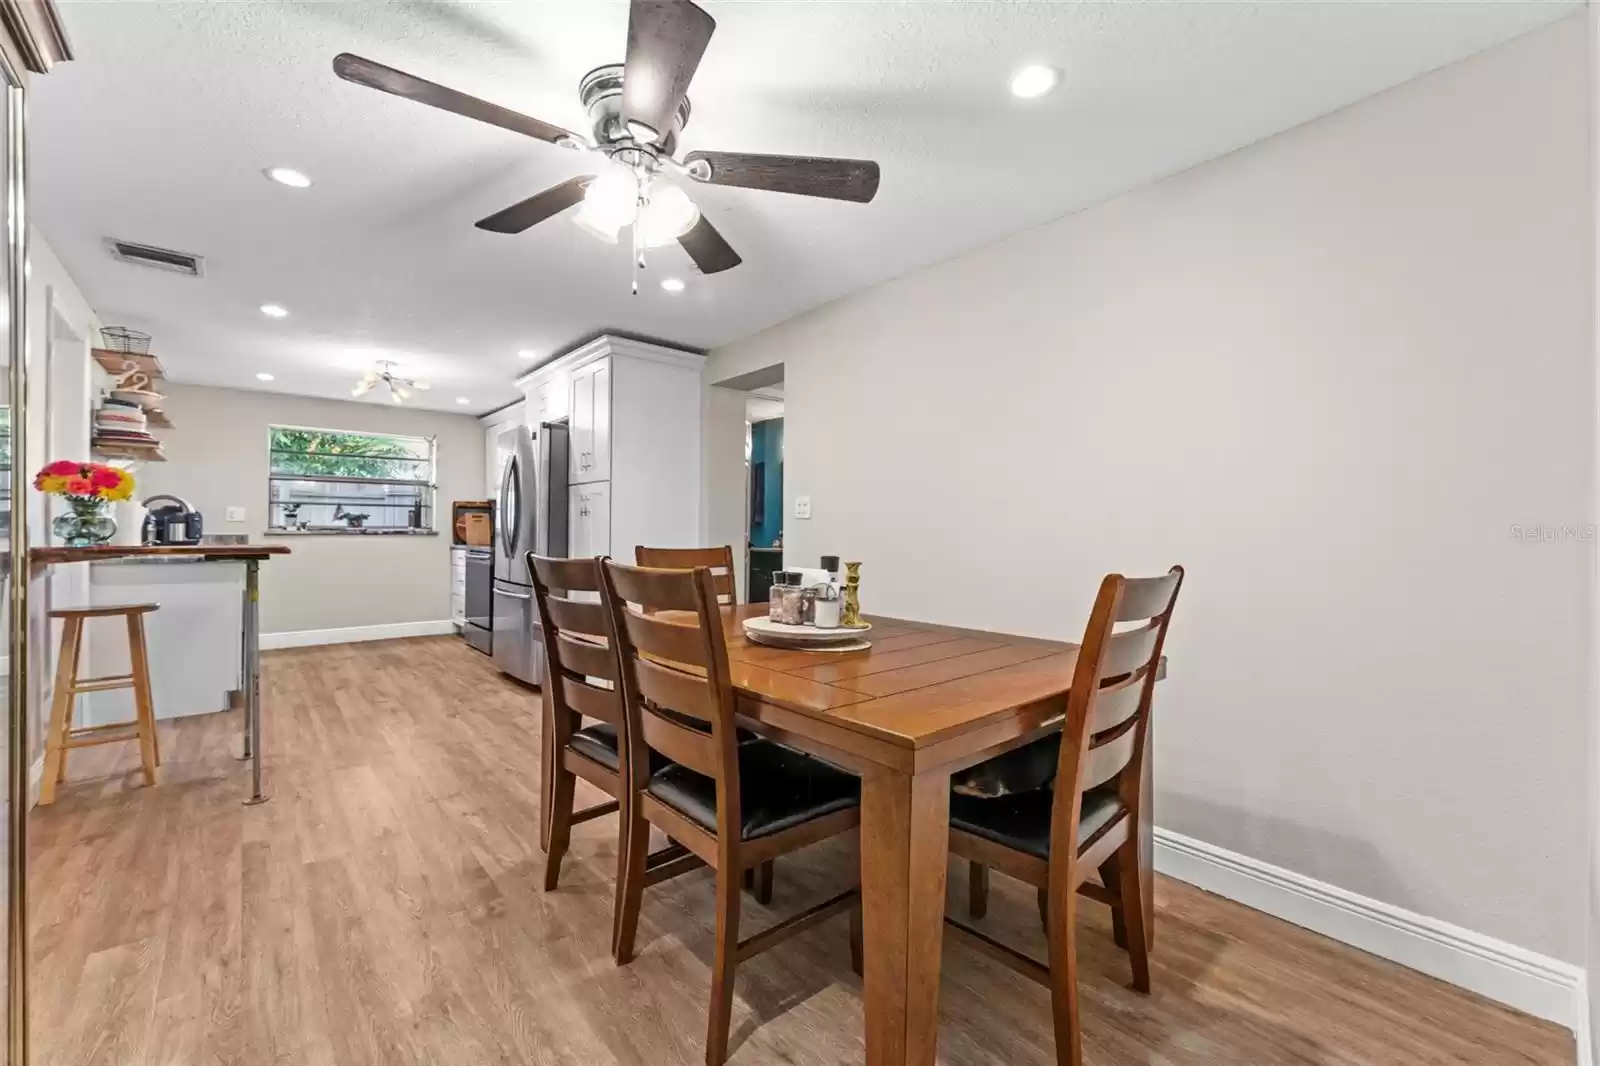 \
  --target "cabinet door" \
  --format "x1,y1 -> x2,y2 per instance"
570,367 -> 595,483
583,482 -> 611,557
589,361 -> 611,482
568,484 -> 591,559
